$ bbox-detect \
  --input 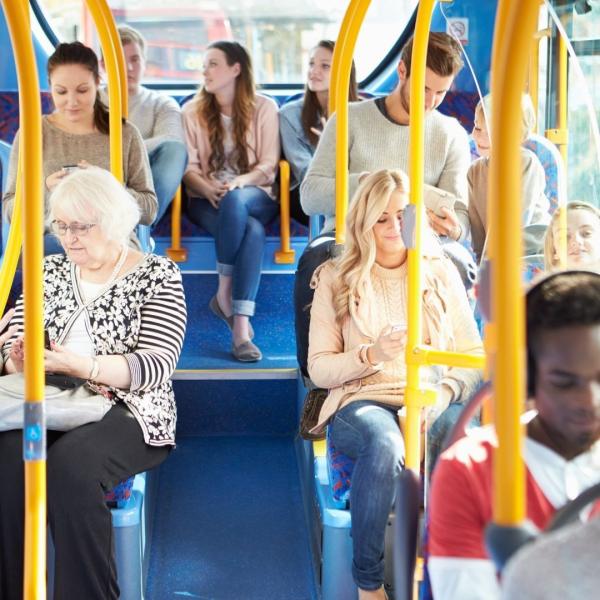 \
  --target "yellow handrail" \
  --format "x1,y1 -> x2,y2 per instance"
490,0 -> 539,526
84,0 -> 123,181
403,0 -> 437,473
275,160 -> 295,264
332,0 -> 371,245
411,347 -> 486,371
167,185 -> 188,262
94,0 -> 128,118
1,1 -> 46,598
0,159 -> 23,315
528,28 -> 551,133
